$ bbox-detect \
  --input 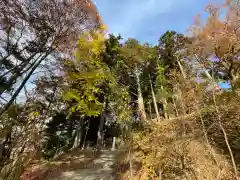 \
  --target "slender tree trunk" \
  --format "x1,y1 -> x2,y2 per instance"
0,126 -> 12,167
194,54 -> 215,81
82,120 -> 90,149
177,59 -> 186,79
149,74 -> 160,121
97,104 -> 106,149
230,74 -> 240,96
135,68 -> 146,121
72,128 -> 81,148
172,96 -> 179,117
111,137 -> 116,151
148,102 -> 152,120
162,98 -> 168,119
0,52 -> 38,96
204,70 -> 213,80
0,51 -> 52,116
212,90 -> 238,179
0,143 -> 3,160
72,120 -> 84,149
160,85 -> 168,119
